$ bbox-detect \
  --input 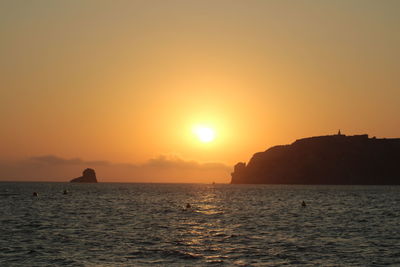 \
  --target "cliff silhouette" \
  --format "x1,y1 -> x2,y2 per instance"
231,133 -> 400,185
70,168 -> 98,183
